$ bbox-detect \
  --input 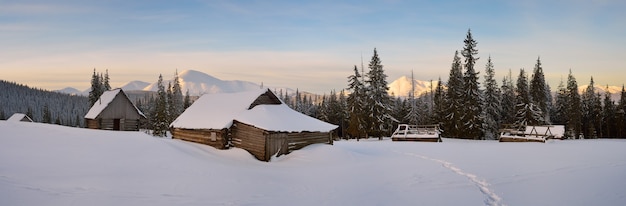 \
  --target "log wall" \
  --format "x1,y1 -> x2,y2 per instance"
232,120 -> 333,161
171,128 -> 228,149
